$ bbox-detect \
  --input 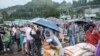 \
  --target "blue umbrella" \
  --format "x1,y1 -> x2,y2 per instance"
31,18 -> 59,32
